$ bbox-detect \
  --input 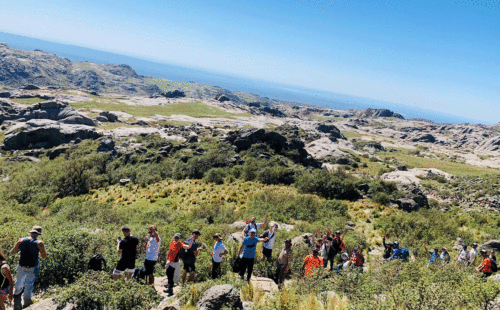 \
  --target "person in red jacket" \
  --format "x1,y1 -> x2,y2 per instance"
477,249 -> 493,278
302,249 -> 324,278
